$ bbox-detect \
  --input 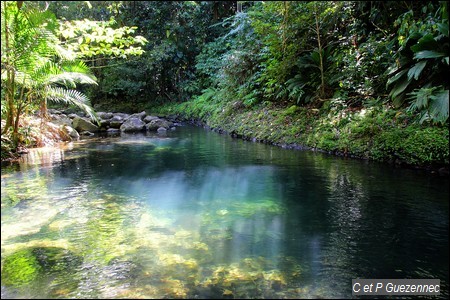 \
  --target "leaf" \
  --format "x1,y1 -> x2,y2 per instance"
437,22 -> 449,37
429,89 -> 449,124
410,34 -> 437,53
414,50 -> 446,59
389,76 -> 411,100
386,69 -> 408,87
407,61 -> 427,81
47,87 -> 99,123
